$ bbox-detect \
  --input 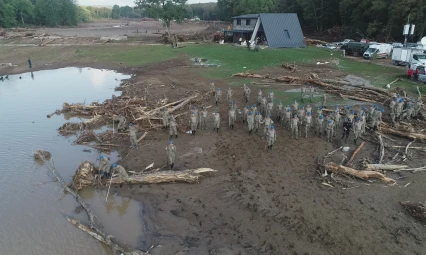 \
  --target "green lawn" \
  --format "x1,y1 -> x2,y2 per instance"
70,44 -> 424,97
